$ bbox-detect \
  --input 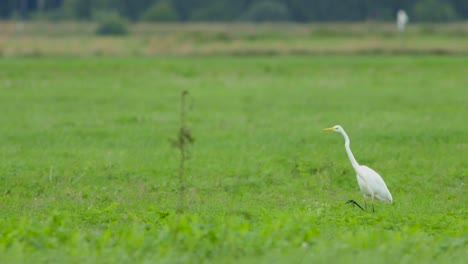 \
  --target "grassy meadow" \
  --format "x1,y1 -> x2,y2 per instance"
0,55 -> 466,263
1,22 -> 468,56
